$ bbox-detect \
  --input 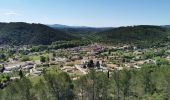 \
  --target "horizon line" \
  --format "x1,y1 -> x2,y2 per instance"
0,21 -> 169,28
